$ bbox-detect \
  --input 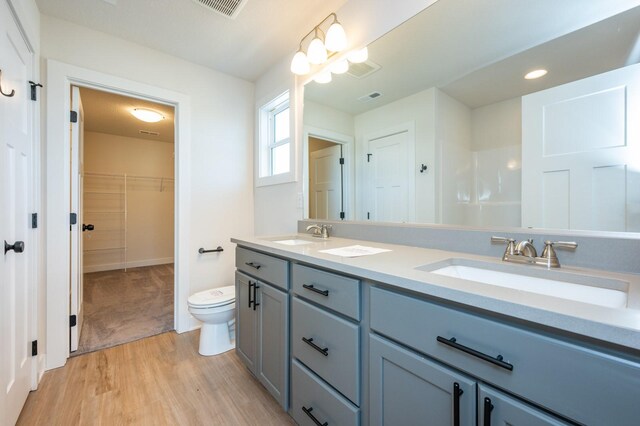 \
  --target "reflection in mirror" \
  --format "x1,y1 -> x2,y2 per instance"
303,0 -> 640,233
